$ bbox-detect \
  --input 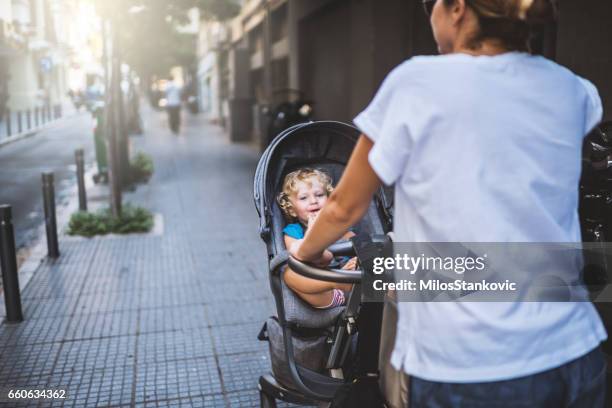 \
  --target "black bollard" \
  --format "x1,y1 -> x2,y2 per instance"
42,173 -> 59,258
0,205 -> 24,323
17,111 -> 22,133
35,107 -> 39,127
75,149 -> 87,211
5,109 -> 11,137
26,109 -> 31,130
